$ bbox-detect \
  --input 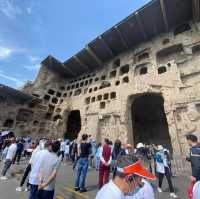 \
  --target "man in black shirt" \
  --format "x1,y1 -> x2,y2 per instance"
186,134 -> 200,183
74,134 -> 91,192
